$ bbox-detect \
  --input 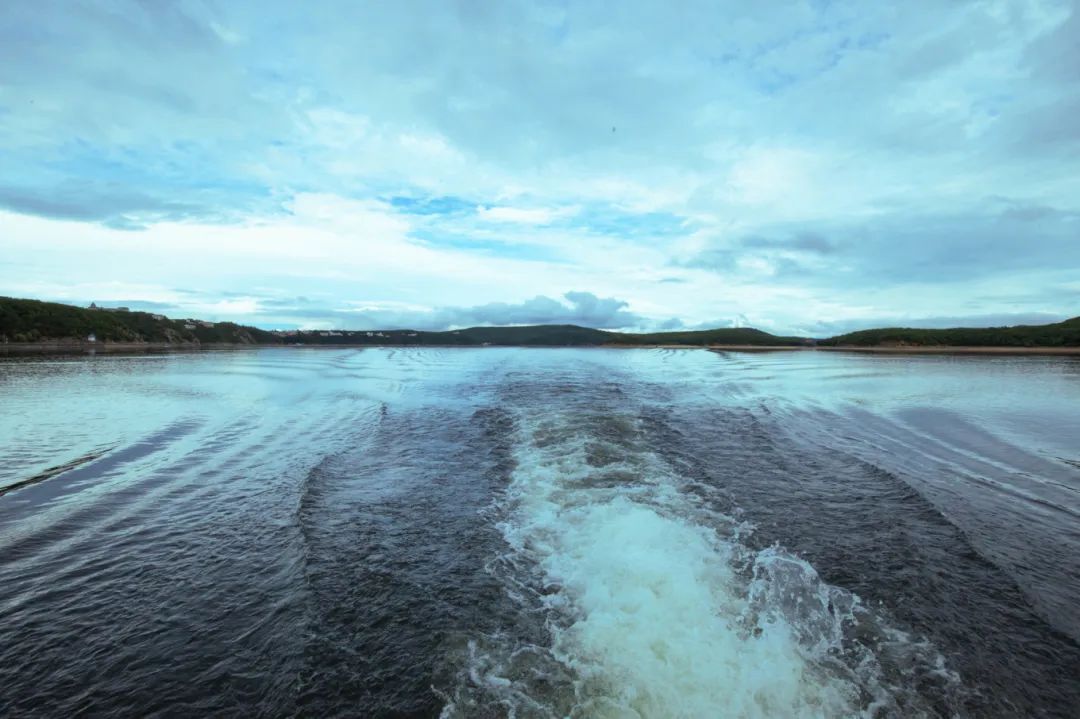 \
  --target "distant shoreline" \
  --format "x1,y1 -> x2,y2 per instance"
0,341 -> 248,355
3,341 -> 1079,357
815,345 -> 1080,356
4,297 -> 1078,353
715,344 -> 1080,355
